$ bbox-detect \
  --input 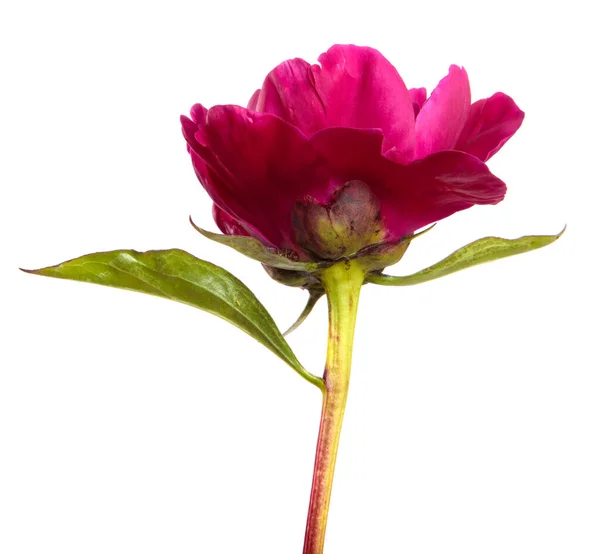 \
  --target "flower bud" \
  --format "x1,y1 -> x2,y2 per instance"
292,180 -> 384,260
